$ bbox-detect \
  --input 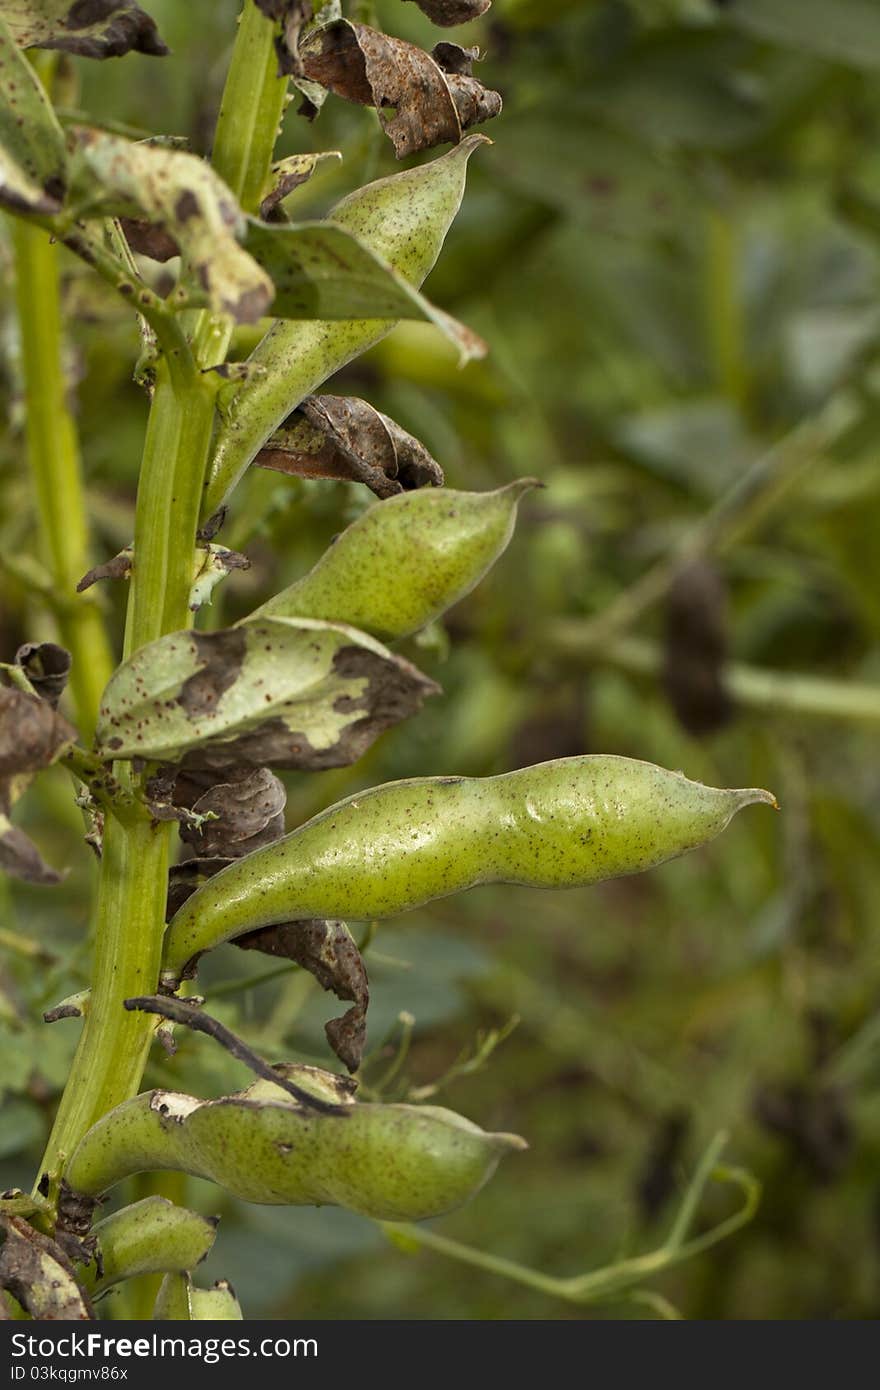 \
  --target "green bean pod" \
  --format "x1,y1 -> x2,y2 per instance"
202,135 -> 488,520
154,1273 -> 243,1321
65,1068 -> 525,1222
162,756 -> 776,986
78,1197 -> 217,1297
245,480 -> 537,638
